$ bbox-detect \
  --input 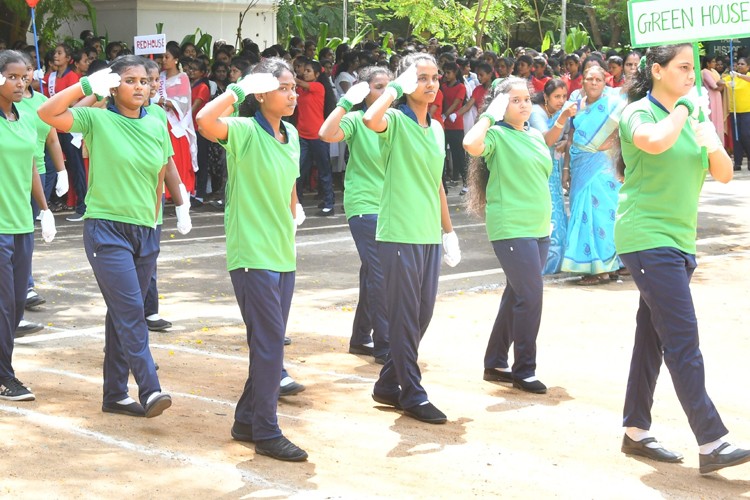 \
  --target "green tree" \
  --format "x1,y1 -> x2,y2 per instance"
0,0 -> 95,49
